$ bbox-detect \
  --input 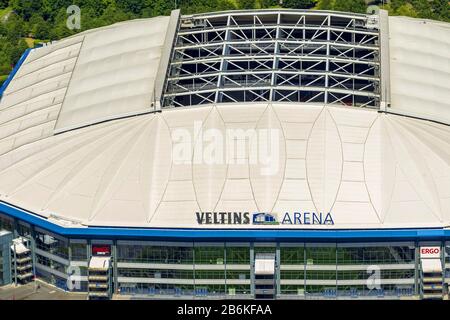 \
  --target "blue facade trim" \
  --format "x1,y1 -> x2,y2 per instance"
0,48 -> 32,98
0,201 -> 449,241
